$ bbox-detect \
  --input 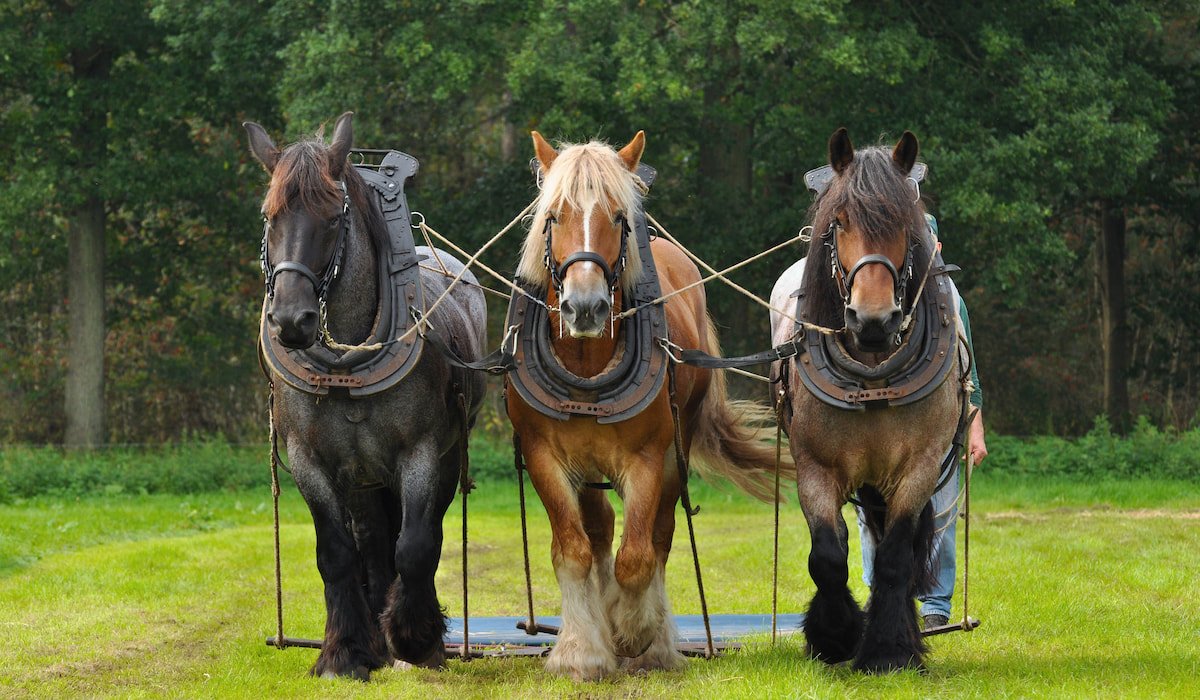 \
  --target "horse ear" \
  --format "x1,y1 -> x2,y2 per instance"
829,127 -> 854,174
531,131 -> 558,172
617,131 -> 646,172
328,111 -> 354,178
892,130 -> 919,175
243,121 -> 279,173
